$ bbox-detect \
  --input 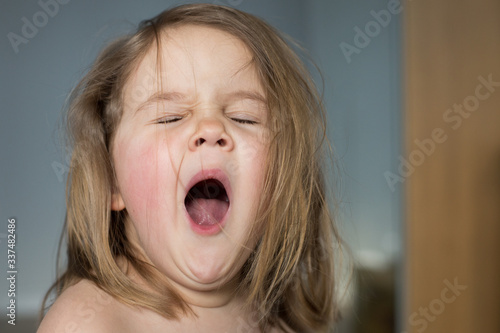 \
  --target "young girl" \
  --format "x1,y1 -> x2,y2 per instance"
38,4 -> 344,332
